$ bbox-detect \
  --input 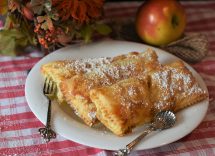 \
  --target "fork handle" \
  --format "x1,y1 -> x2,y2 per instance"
126,126 -> 154,151
46,99 -> 52,128
115,126 -> 155,156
